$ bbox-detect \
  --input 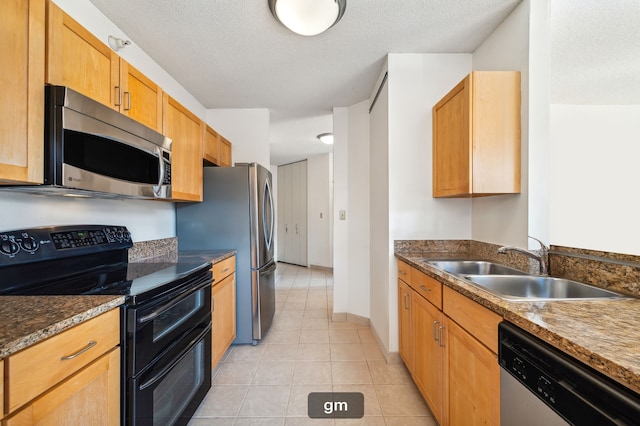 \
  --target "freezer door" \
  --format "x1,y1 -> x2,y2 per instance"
252,260 -> 276,340
256,164 -> 275,267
